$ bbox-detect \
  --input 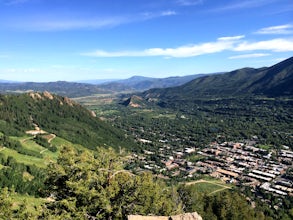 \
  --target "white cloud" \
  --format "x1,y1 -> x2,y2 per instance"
176,0 -> 203,6
15,16 -> 129,31
82,36 -> 242,58
234,38 -> 293,52
218,35 -> 245,41
229,53 -> 271,59
272,57 -> 288,62
210,0 -> 277,12
82,36 -> 293,58
141,10 -> 177,19
160,10 -> 177,16
255,24 -> 293,34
